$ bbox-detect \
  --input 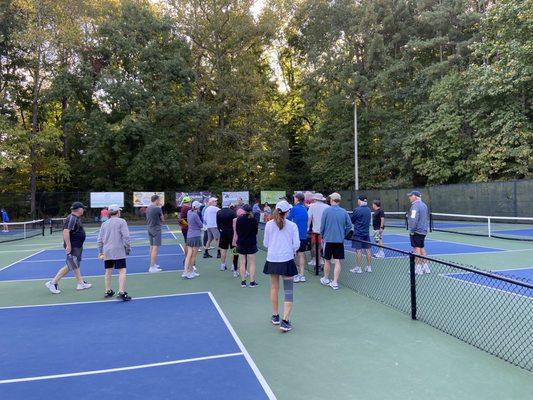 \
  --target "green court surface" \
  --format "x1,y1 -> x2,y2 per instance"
1,225 -> 532,400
